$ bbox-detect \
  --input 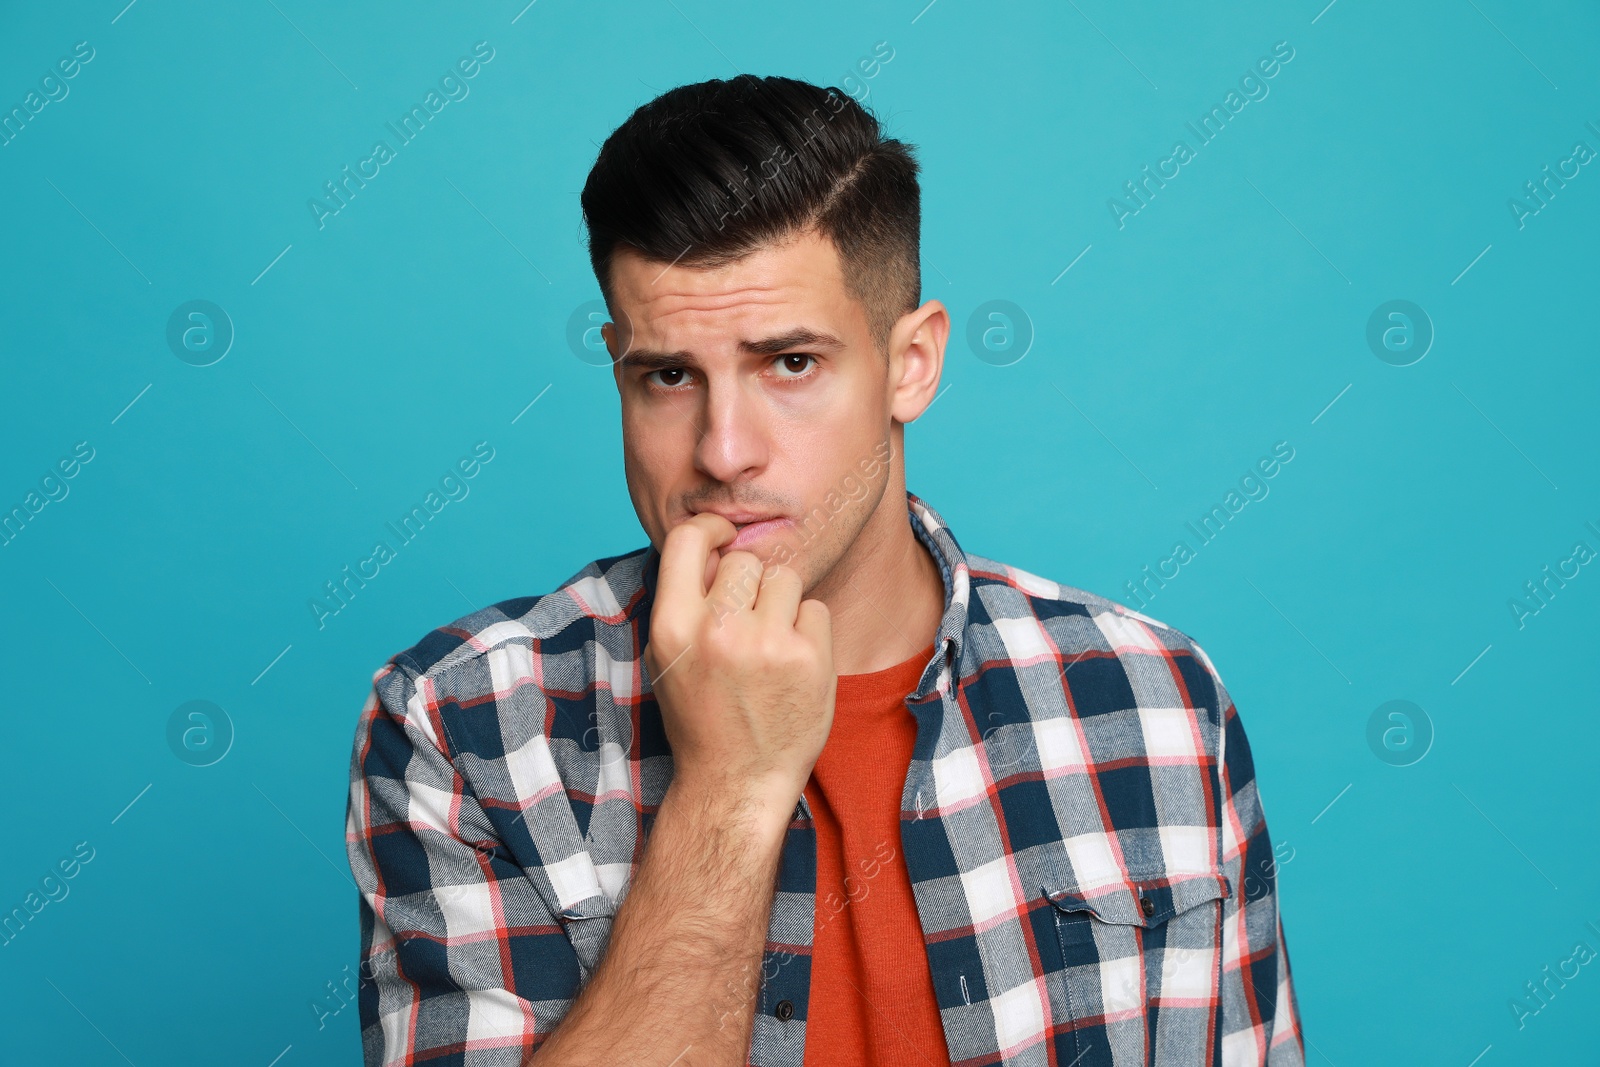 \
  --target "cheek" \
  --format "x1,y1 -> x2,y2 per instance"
622,435 -> 672,501
620,409 -> 702,522
775,371 -> 887,486
775,366 -> 882,444
621,403 -> 689,473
